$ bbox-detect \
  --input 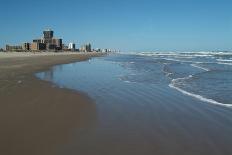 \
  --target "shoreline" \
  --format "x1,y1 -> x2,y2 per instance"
0,52 -> 105,155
